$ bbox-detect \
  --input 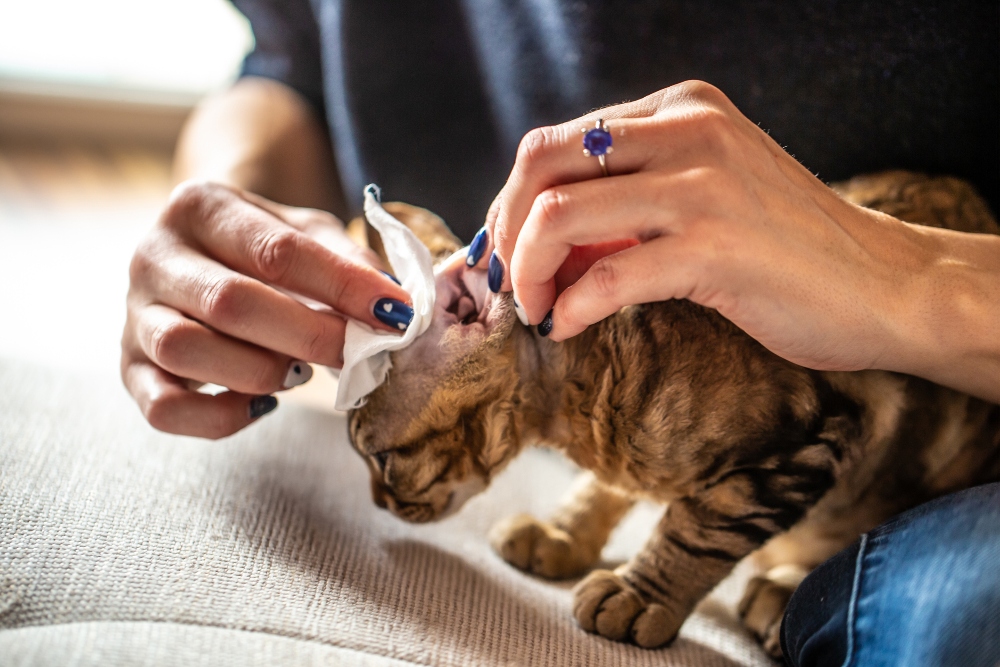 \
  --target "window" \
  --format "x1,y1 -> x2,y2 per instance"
0,0 -> 253,98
